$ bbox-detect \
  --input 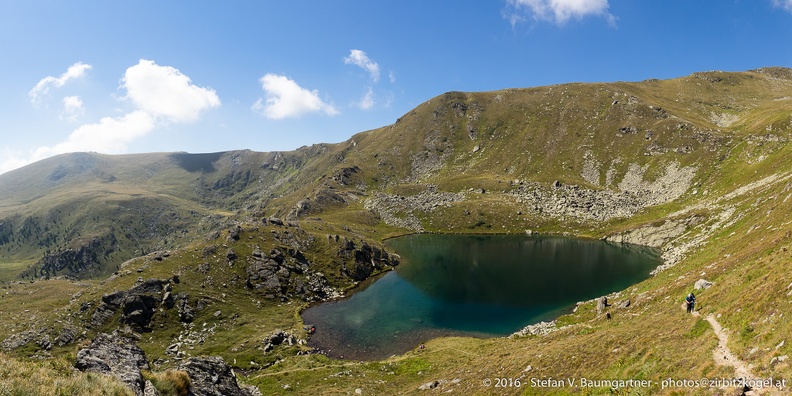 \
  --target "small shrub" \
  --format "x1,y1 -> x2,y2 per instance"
739,324 -> 755,342
143,370 -> 190,396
